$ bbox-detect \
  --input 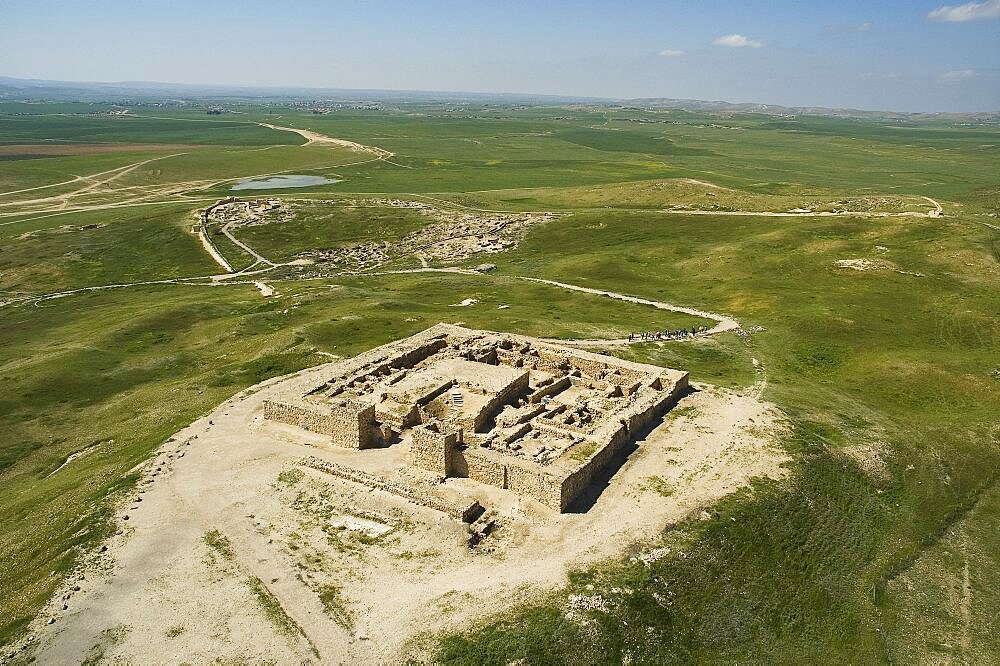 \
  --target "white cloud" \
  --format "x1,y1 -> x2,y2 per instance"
712,34 -> 765,48
939,69 -> 977,82
857,21 -> 873,31
658,49 -> 685,57
928,0 -> 1000,22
